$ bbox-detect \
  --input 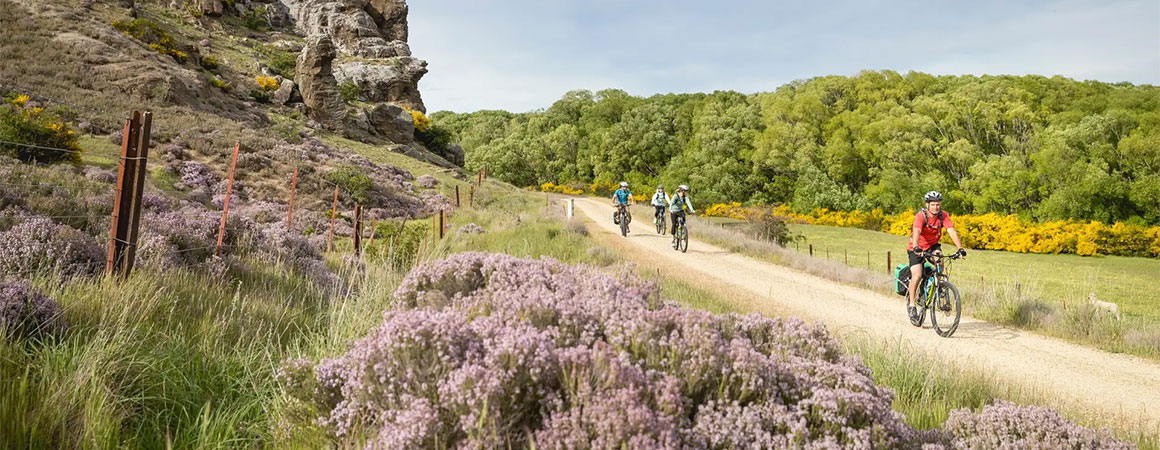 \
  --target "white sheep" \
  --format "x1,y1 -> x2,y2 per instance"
1088,293 -> 1121,321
